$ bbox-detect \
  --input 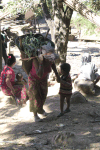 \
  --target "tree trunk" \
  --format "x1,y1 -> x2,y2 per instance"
54,0 -> 73,63
41,0 -> 73,63
40,0 -> 55,42
64,0 -> 100,27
